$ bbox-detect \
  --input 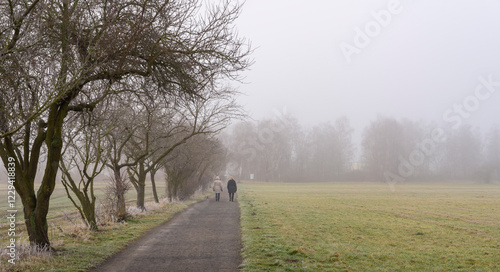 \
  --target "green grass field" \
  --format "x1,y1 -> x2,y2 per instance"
239,182 -> 500,272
